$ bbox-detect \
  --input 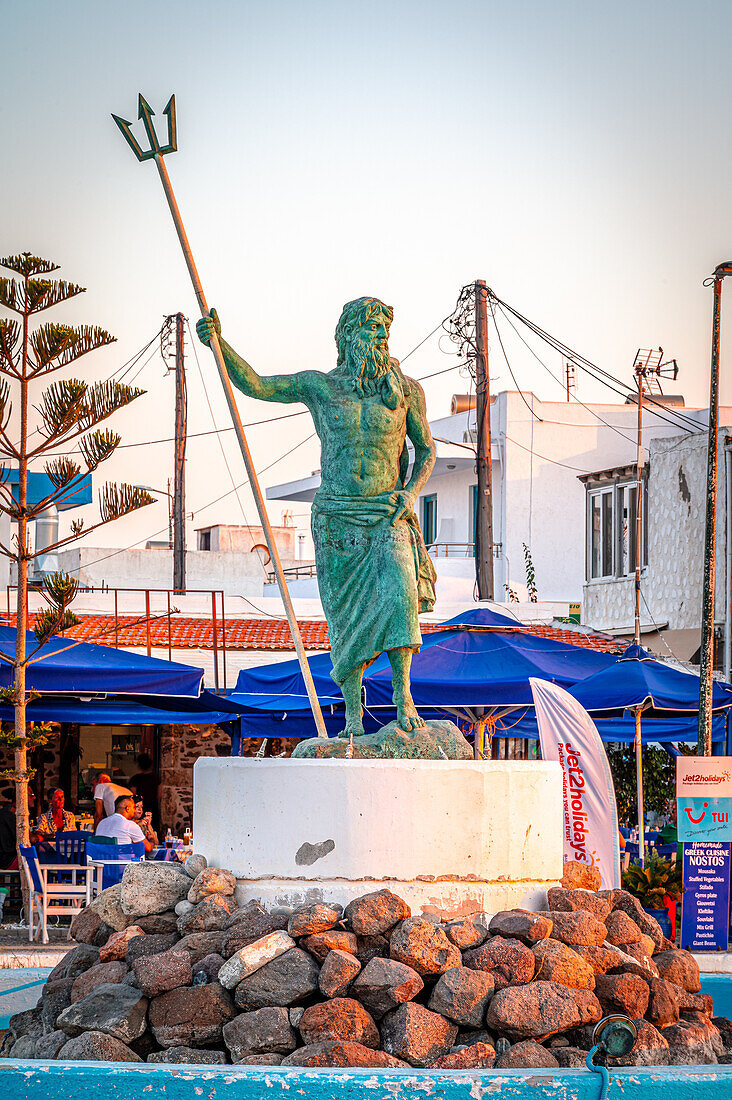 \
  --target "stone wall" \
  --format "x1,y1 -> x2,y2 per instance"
159,724 -> 232,834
